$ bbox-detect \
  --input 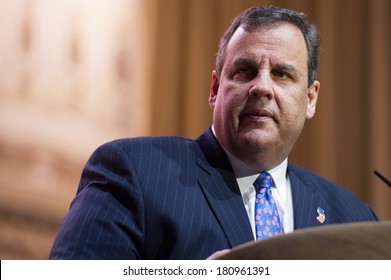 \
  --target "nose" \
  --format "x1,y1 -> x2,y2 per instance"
248,71 -> 274,99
